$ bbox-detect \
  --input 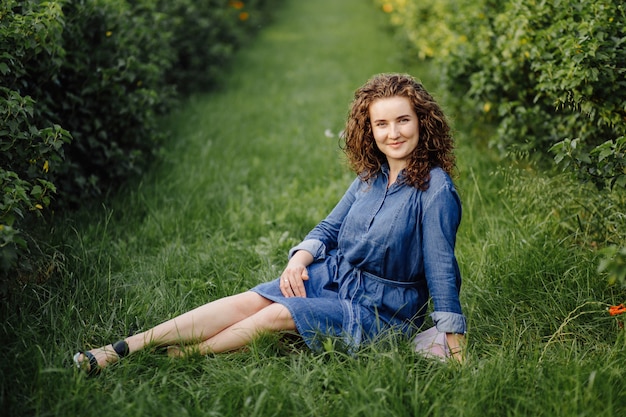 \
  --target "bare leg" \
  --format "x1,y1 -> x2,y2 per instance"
170,302 -> 296,356
78,291 -> 273,369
